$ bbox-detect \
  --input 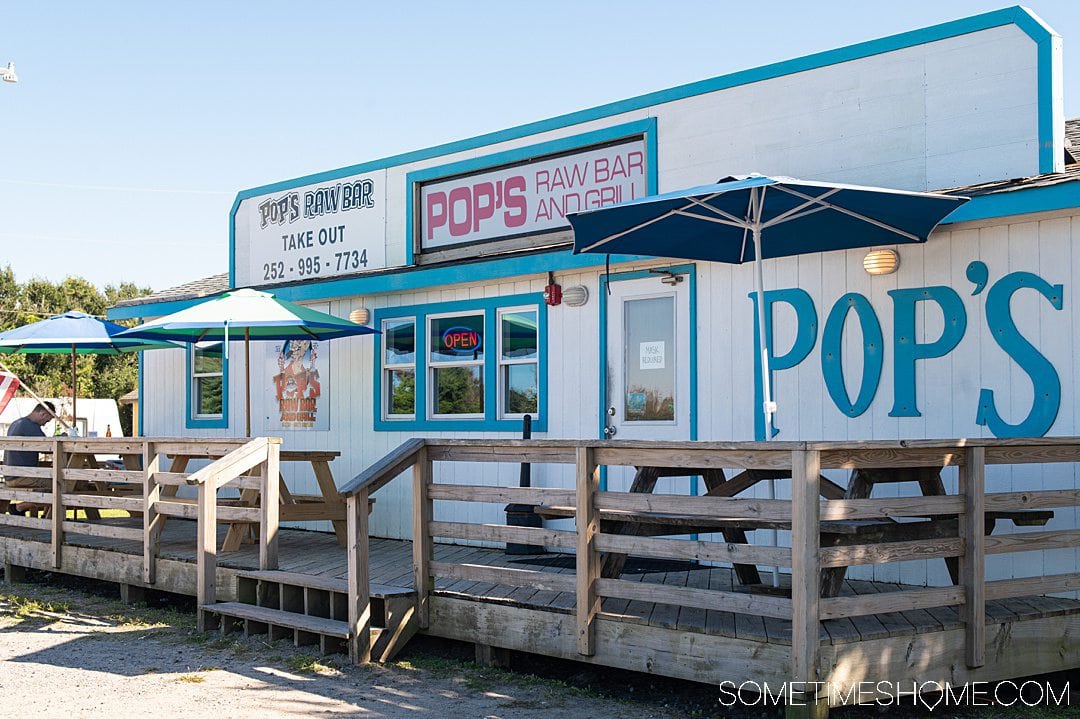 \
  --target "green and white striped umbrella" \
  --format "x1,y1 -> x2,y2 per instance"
120,288 -> 377,435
